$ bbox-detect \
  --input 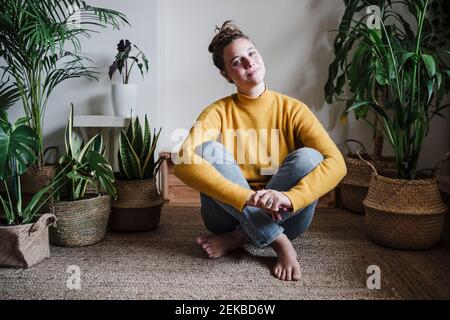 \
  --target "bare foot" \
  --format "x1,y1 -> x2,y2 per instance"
196,230 -> 245,258
270,233 -> 301,281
